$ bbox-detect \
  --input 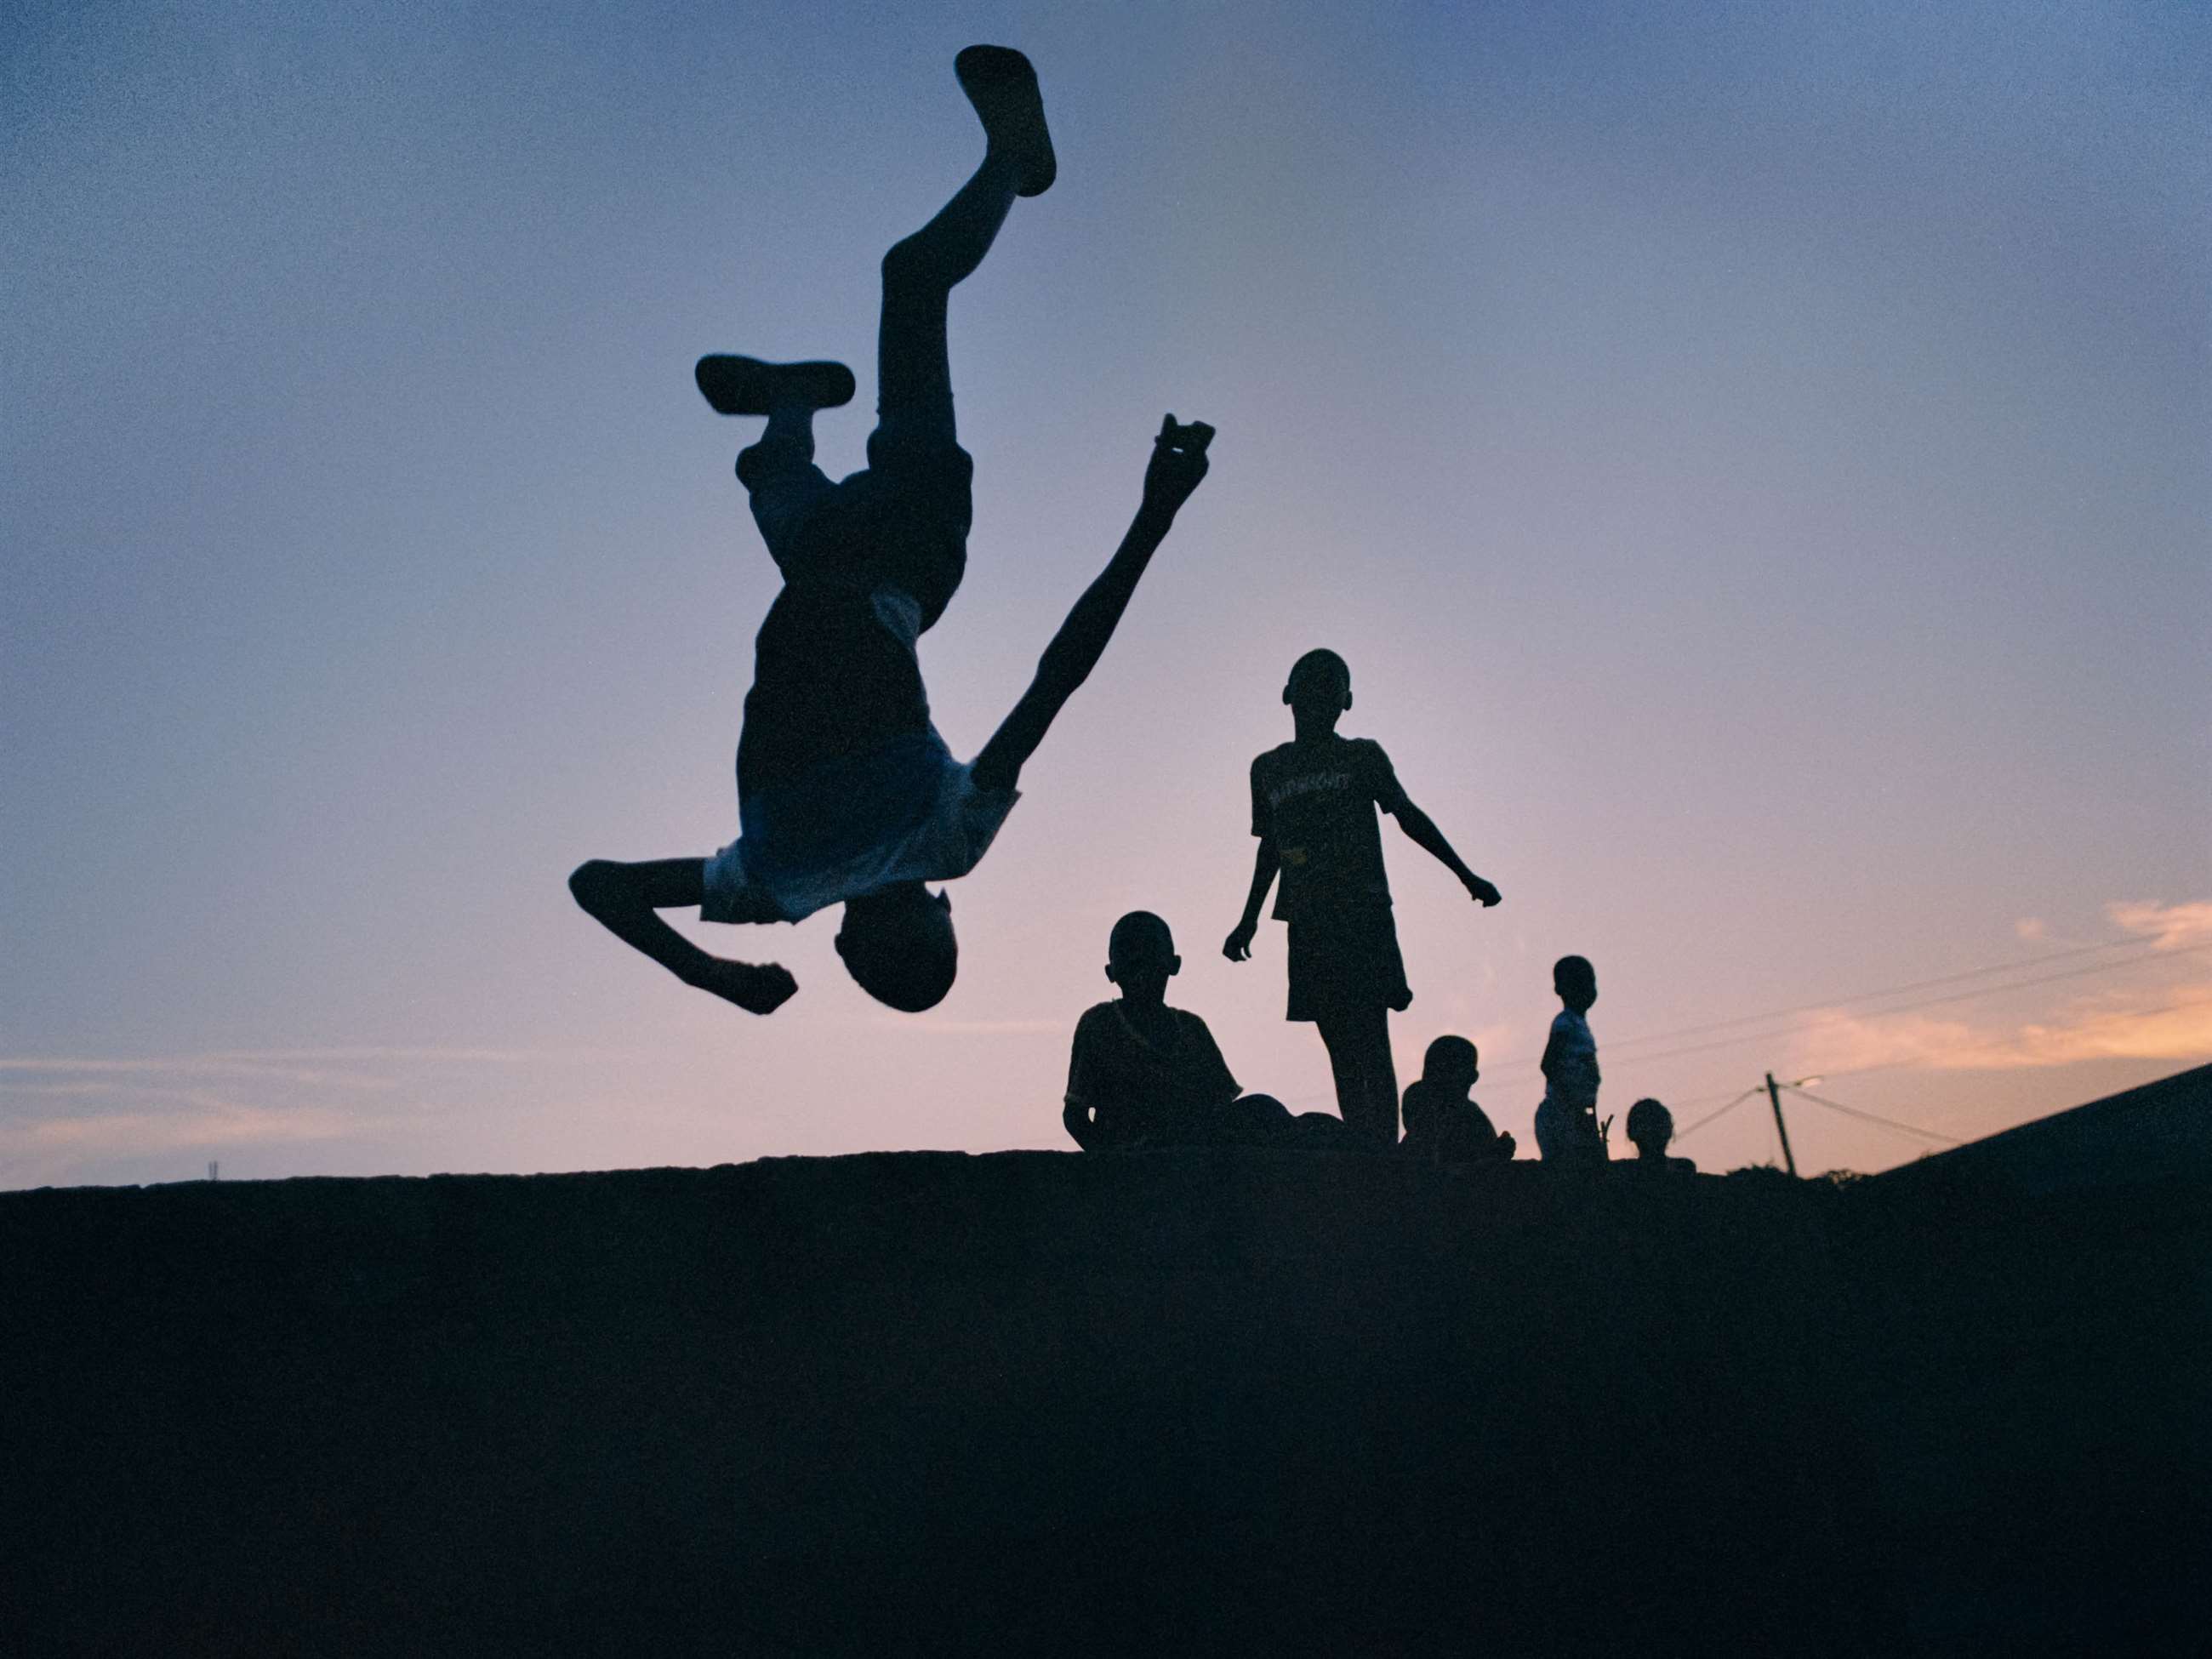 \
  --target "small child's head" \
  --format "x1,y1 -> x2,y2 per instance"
1420,1035 -> 1479,1097
1626,1097 -> 1673,1160
835,883 -> 957,1012
1103,910 -> 1180,1005
1553,954 -> 1598,1012
1282,648 -> 1352,726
